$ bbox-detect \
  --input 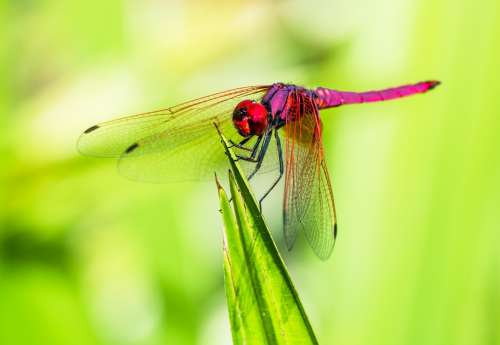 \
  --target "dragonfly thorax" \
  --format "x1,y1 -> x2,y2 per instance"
232,100 -> 269,137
